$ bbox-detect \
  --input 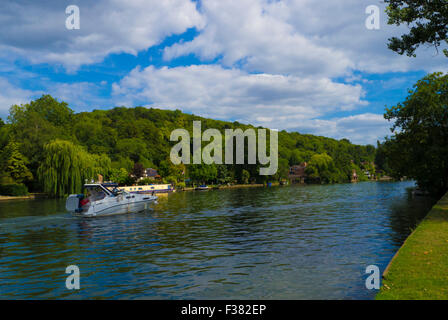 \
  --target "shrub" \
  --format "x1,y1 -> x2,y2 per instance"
0,183 -> 29,196
176,182 -> 186,190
